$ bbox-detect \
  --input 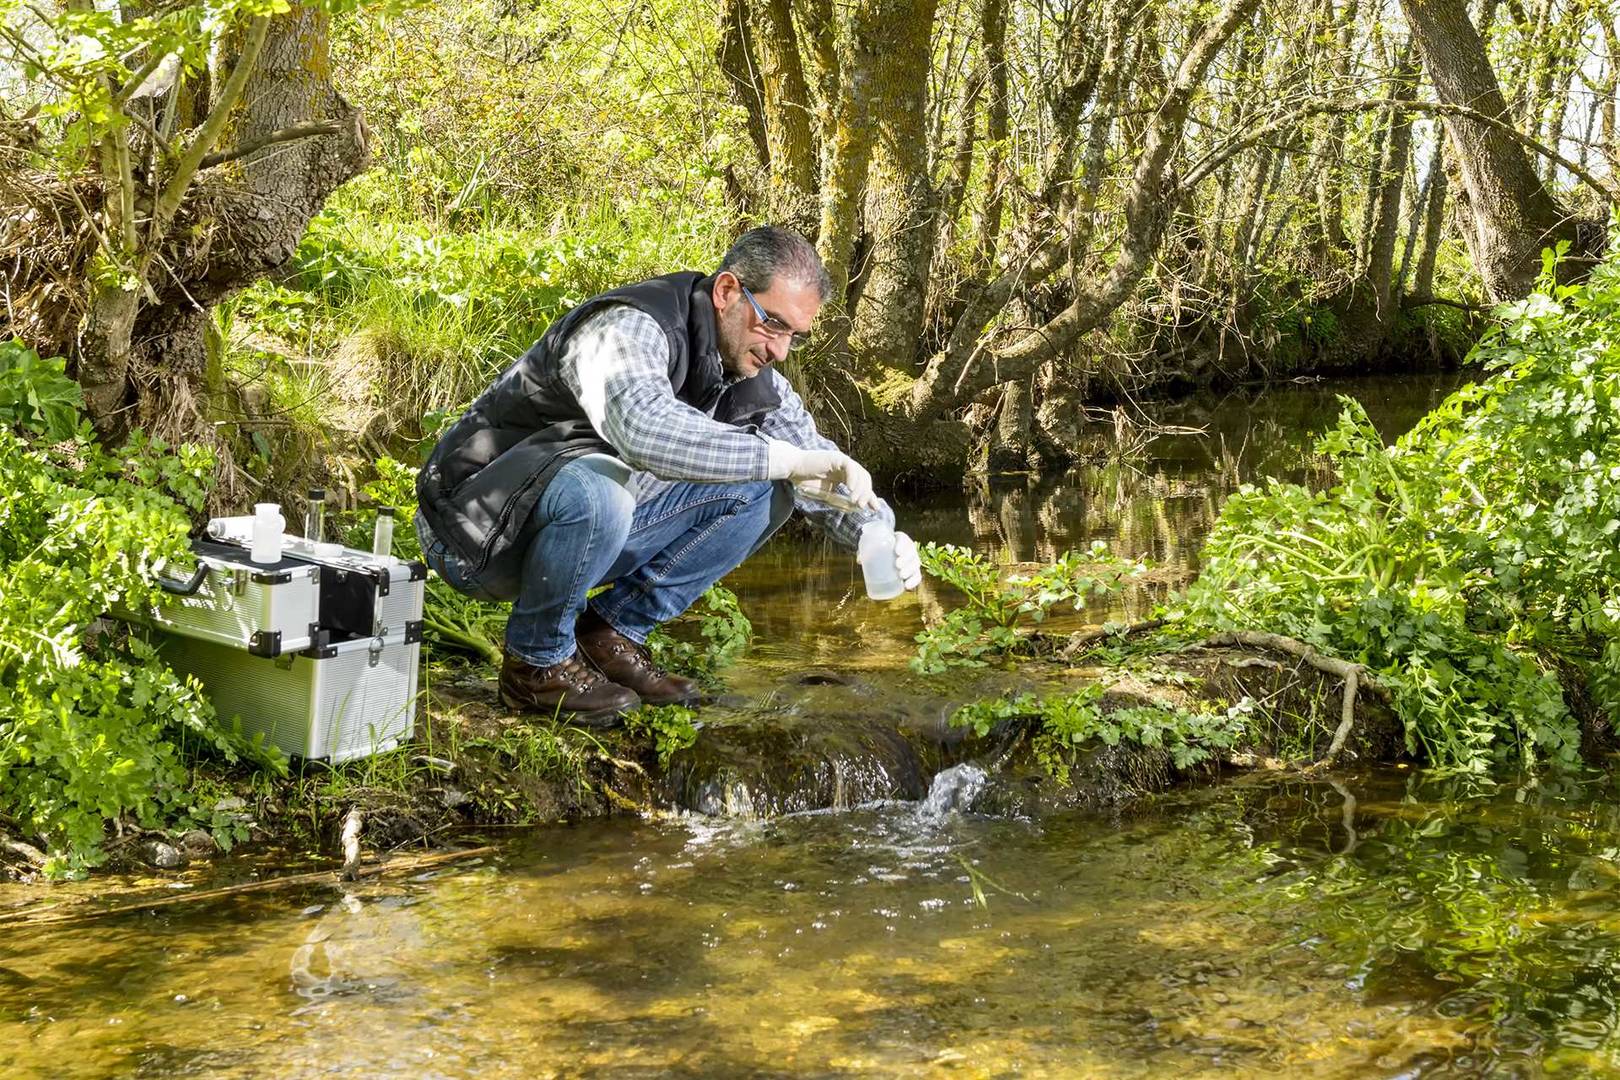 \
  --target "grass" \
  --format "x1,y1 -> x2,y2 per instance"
212,191 -> 733,492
